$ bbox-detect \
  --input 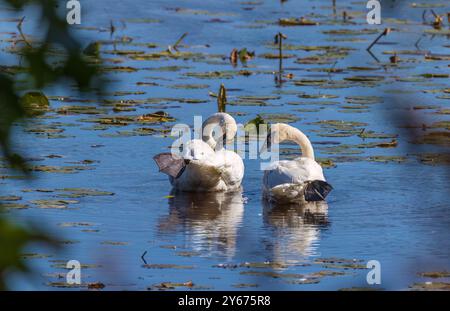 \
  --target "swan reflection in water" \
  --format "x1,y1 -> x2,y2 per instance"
262,200 -> 330,263
157,190 -> 245,258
